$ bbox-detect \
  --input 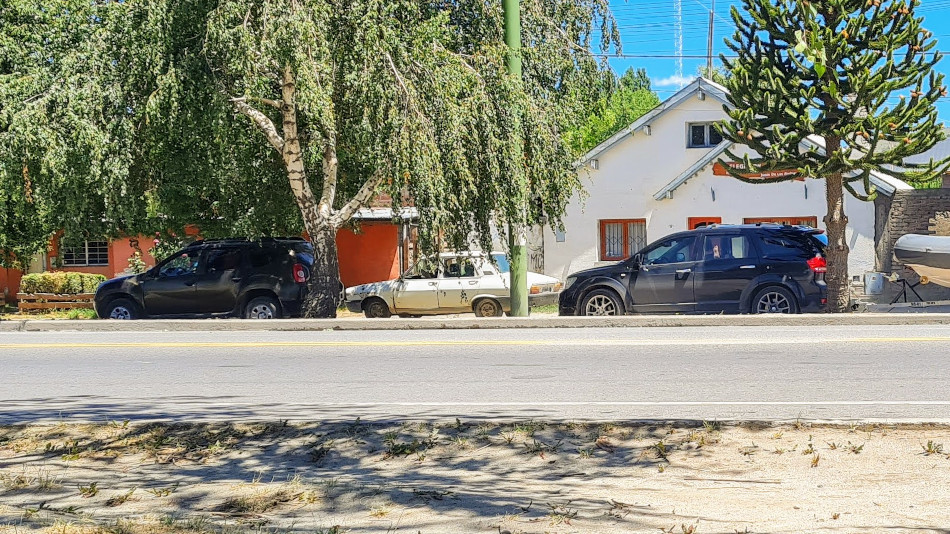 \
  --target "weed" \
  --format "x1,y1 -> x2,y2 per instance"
827,442 -> 840,451
147,483 -> 179,497
703,420 -> 721,432
105,488 -> 137,507
501,431 -> 516,445
846,441 -> 864,454
922,440 -> 945,456
383,432 -> 435,459
811,453 -> 821,468
218,488 -> 295,514
802,443 -> 815,455
770,431 -> 784,440
547,503 -> 577,526
578,447 -> 593,459
600,422 -> 616,433
79,482 -> 99,498
832,512 -> 840,520
310,440 -> 335,463
369,506 -> 390,518
513,420 -> 545,436
452,435 -> 469,449
653,441 -> 669,461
